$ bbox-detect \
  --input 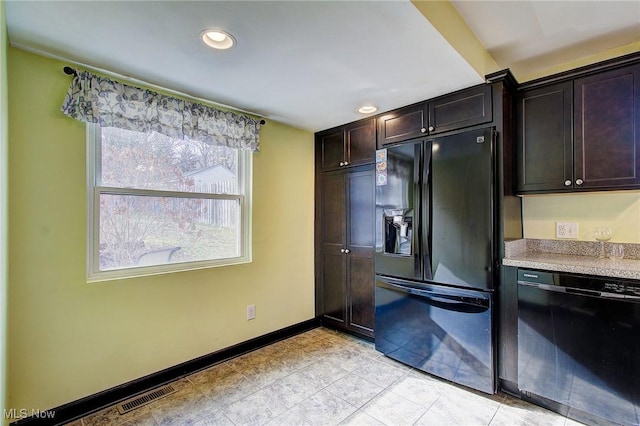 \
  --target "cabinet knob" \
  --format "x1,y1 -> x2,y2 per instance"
420,127 -> 427,133
344,249 -> 351,254
576,179 -> 584,186
344,161 -> 349,166
564,180 -> 572,186
340,248 -> 346,253
339,161 -> 345,166
428,126 -> 435,132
